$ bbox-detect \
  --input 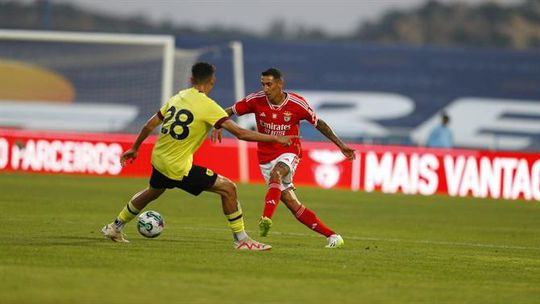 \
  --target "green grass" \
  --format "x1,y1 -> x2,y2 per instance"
1,172 -> 540,304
